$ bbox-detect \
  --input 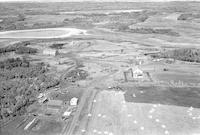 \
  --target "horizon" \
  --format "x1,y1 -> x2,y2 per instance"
0,0 -> 200,3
